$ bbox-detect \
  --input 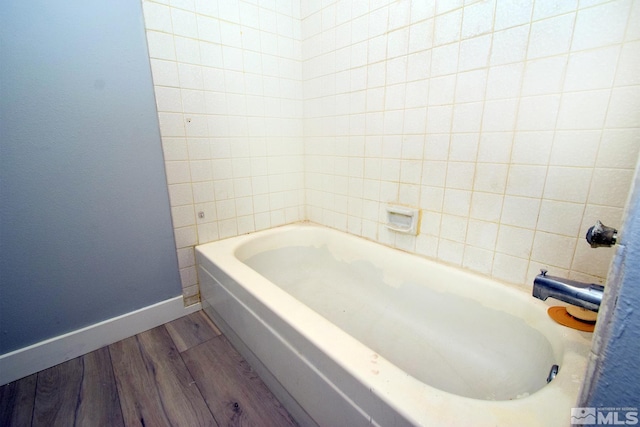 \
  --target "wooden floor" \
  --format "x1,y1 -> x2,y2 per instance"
0,311 -> 299,427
